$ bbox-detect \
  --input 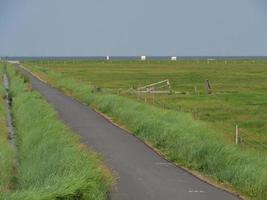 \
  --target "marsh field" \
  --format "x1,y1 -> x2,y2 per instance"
25,60 -> 267,151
